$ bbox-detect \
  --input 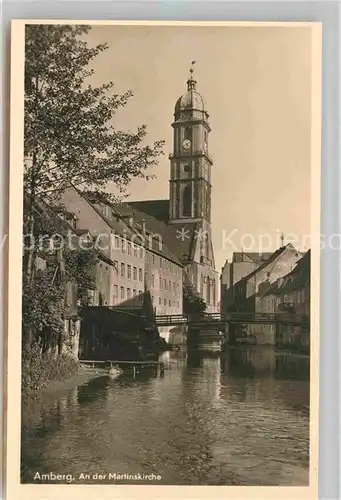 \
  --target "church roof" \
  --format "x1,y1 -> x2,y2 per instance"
174,88 -> 205,114
174,68 -> 206,116
119,199 -> 198,264
127,200 -> 170,223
